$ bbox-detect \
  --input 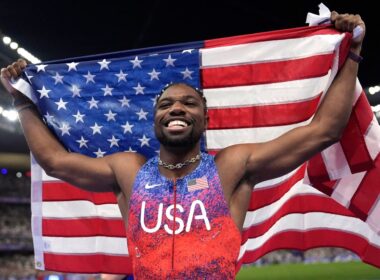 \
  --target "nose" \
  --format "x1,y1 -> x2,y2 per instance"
169,101 -> 185,115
